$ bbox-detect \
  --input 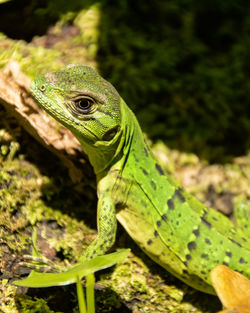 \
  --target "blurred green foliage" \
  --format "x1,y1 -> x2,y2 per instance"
97,0 -> 250,161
